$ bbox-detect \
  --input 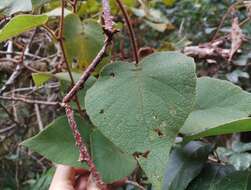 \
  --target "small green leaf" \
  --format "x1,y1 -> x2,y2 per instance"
187,163 -> 235,190
0,0 -> 32,15
90,130 -> 137,183
163,141 -> 213,190
22,115 -> 91,168
181,77 -> 251,140
32,72 -> 53,87
63,14 -> 106,69
162,0 -> 176,6
85,52 -> 196,189
0,15 -> 48,42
